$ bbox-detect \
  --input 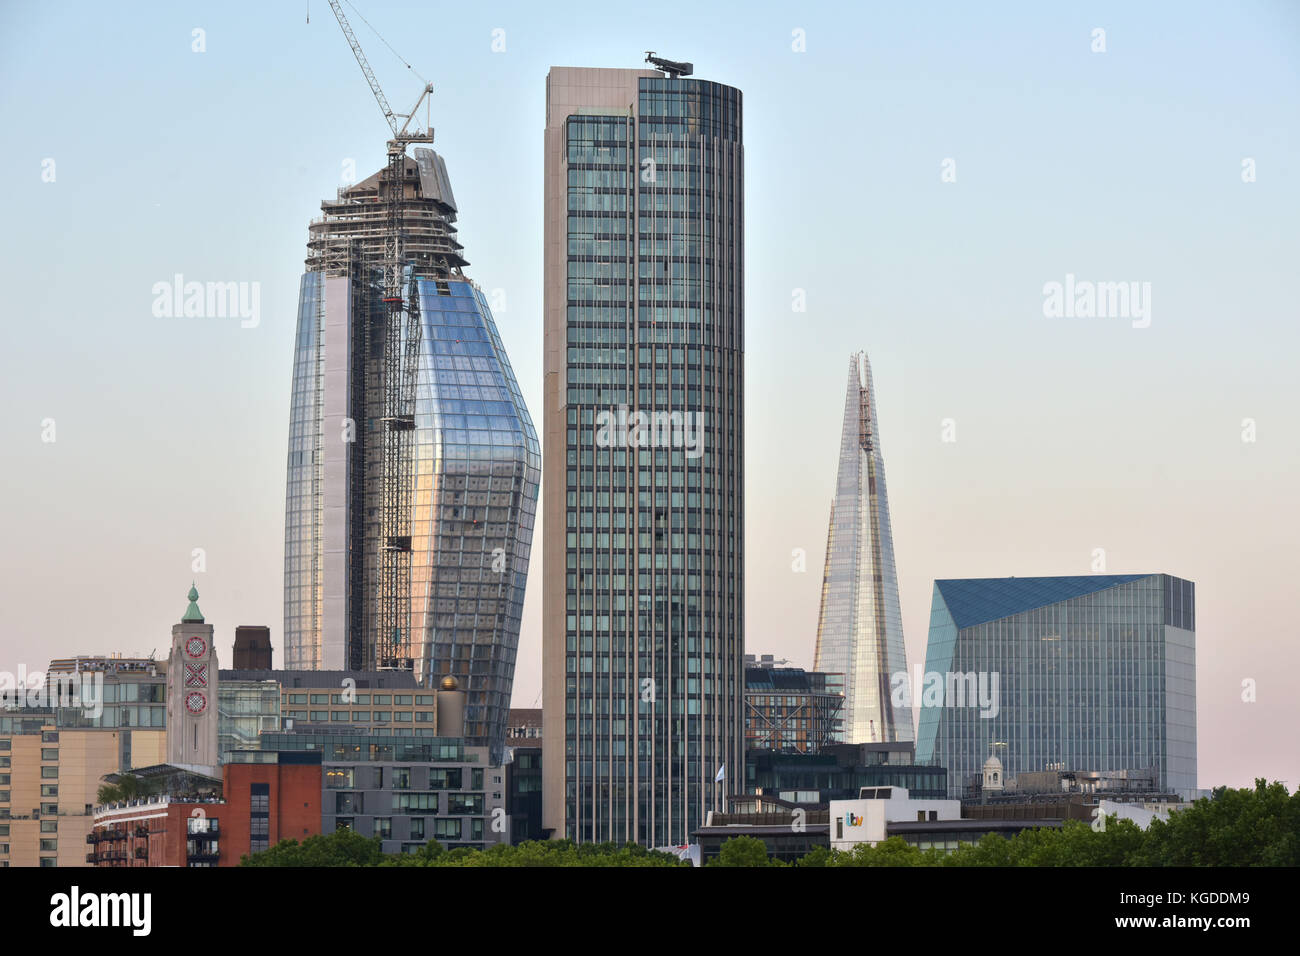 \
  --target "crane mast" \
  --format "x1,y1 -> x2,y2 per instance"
326,0 -> 432,671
